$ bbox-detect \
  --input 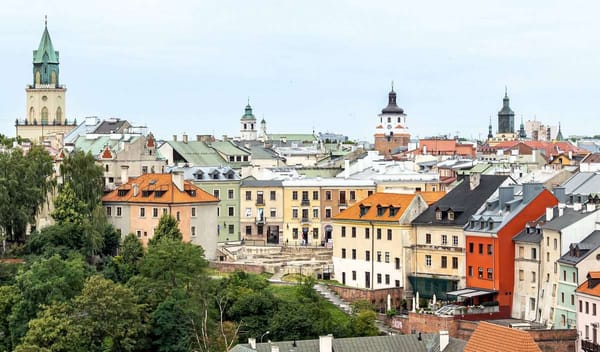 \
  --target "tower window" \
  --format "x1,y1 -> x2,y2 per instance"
41,107 -> 48,125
